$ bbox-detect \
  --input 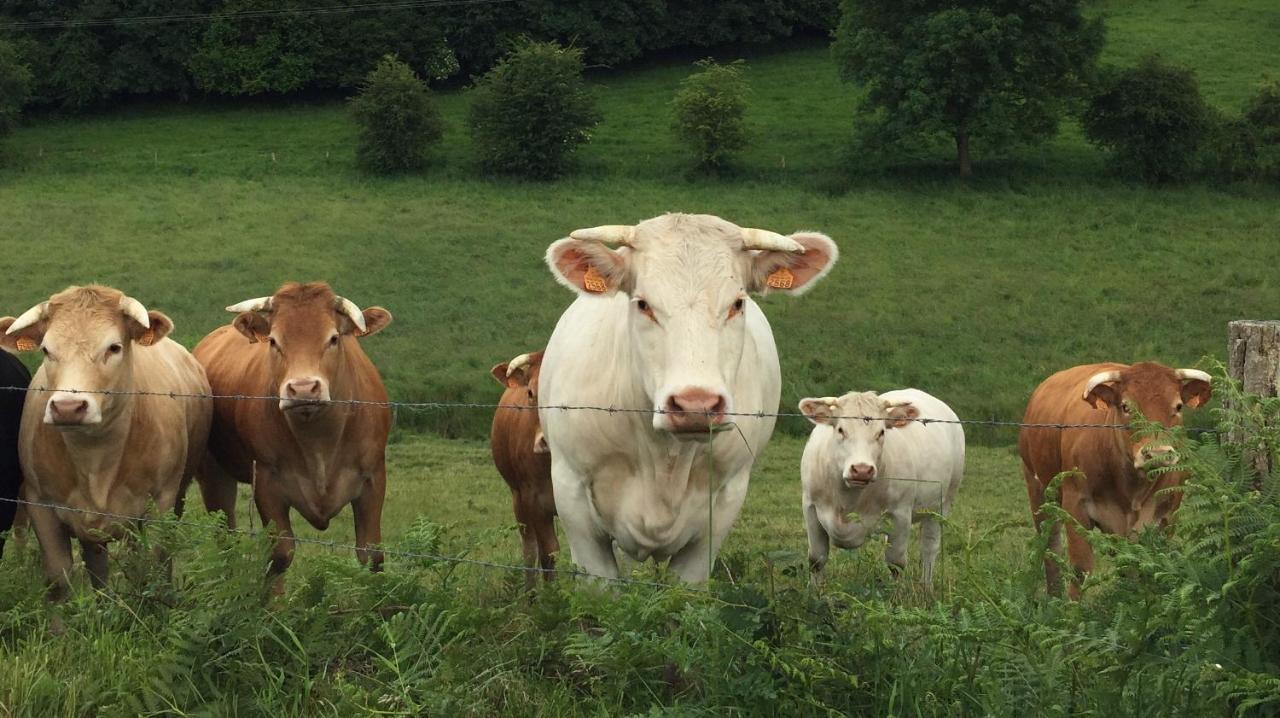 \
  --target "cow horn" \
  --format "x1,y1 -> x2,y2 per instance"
1175,368 -> 1212,383
334,296 -> 367,333
1083,370 -> 1123,399
225,297 -> 272,314
118,296 -> 151,329
506,352 -> 533,378
569,225 -> 635,246
741,228 -> 804,253
5,302 -> 48,335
